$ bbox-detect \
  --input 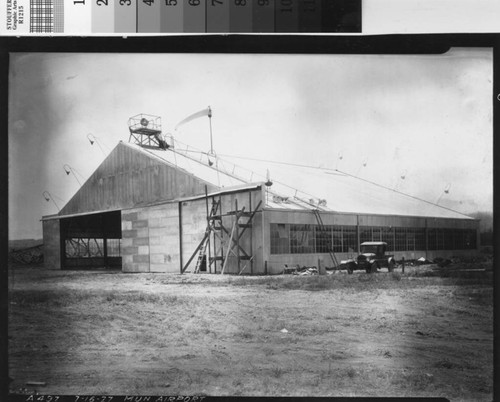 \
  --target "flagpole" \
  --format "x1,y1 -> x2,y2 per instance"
208,106 -> 213,154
